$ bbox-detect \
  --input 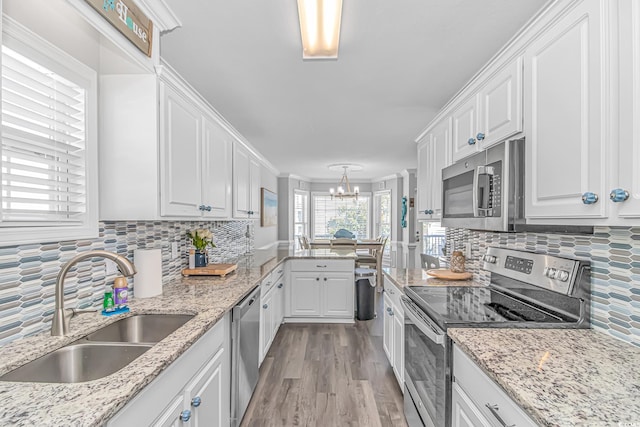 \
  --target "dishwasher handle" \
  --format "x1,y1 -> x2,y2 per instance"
233,286 -> 261,319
